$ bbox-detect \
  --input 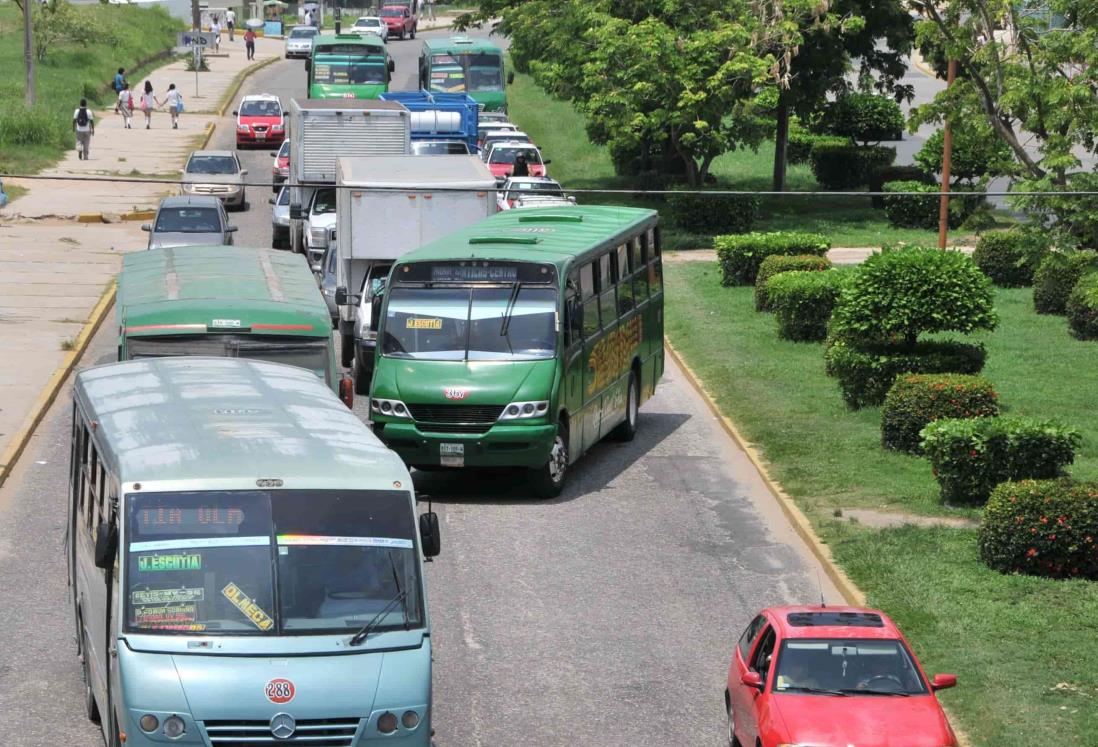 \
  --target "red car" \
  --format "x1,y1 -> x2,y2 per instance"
271,140 -> 290,192
234,94 -> 285,148
726,605 -> 959,747
380,5 -> 416,39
